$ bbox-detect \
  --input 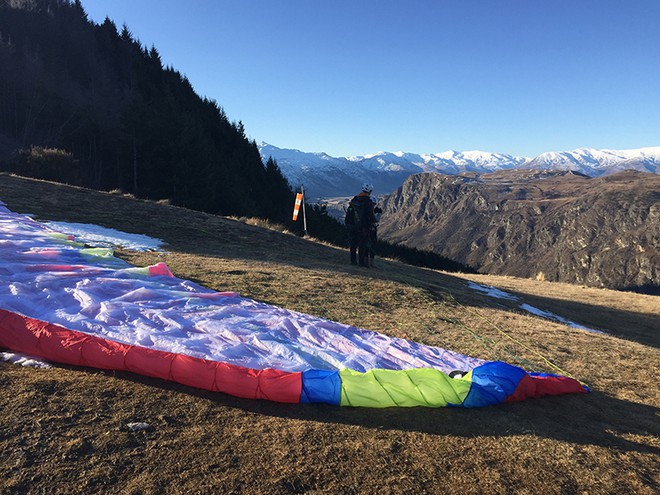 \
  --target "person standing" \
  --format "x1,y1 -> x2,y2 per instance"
345,183 -> 377,267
